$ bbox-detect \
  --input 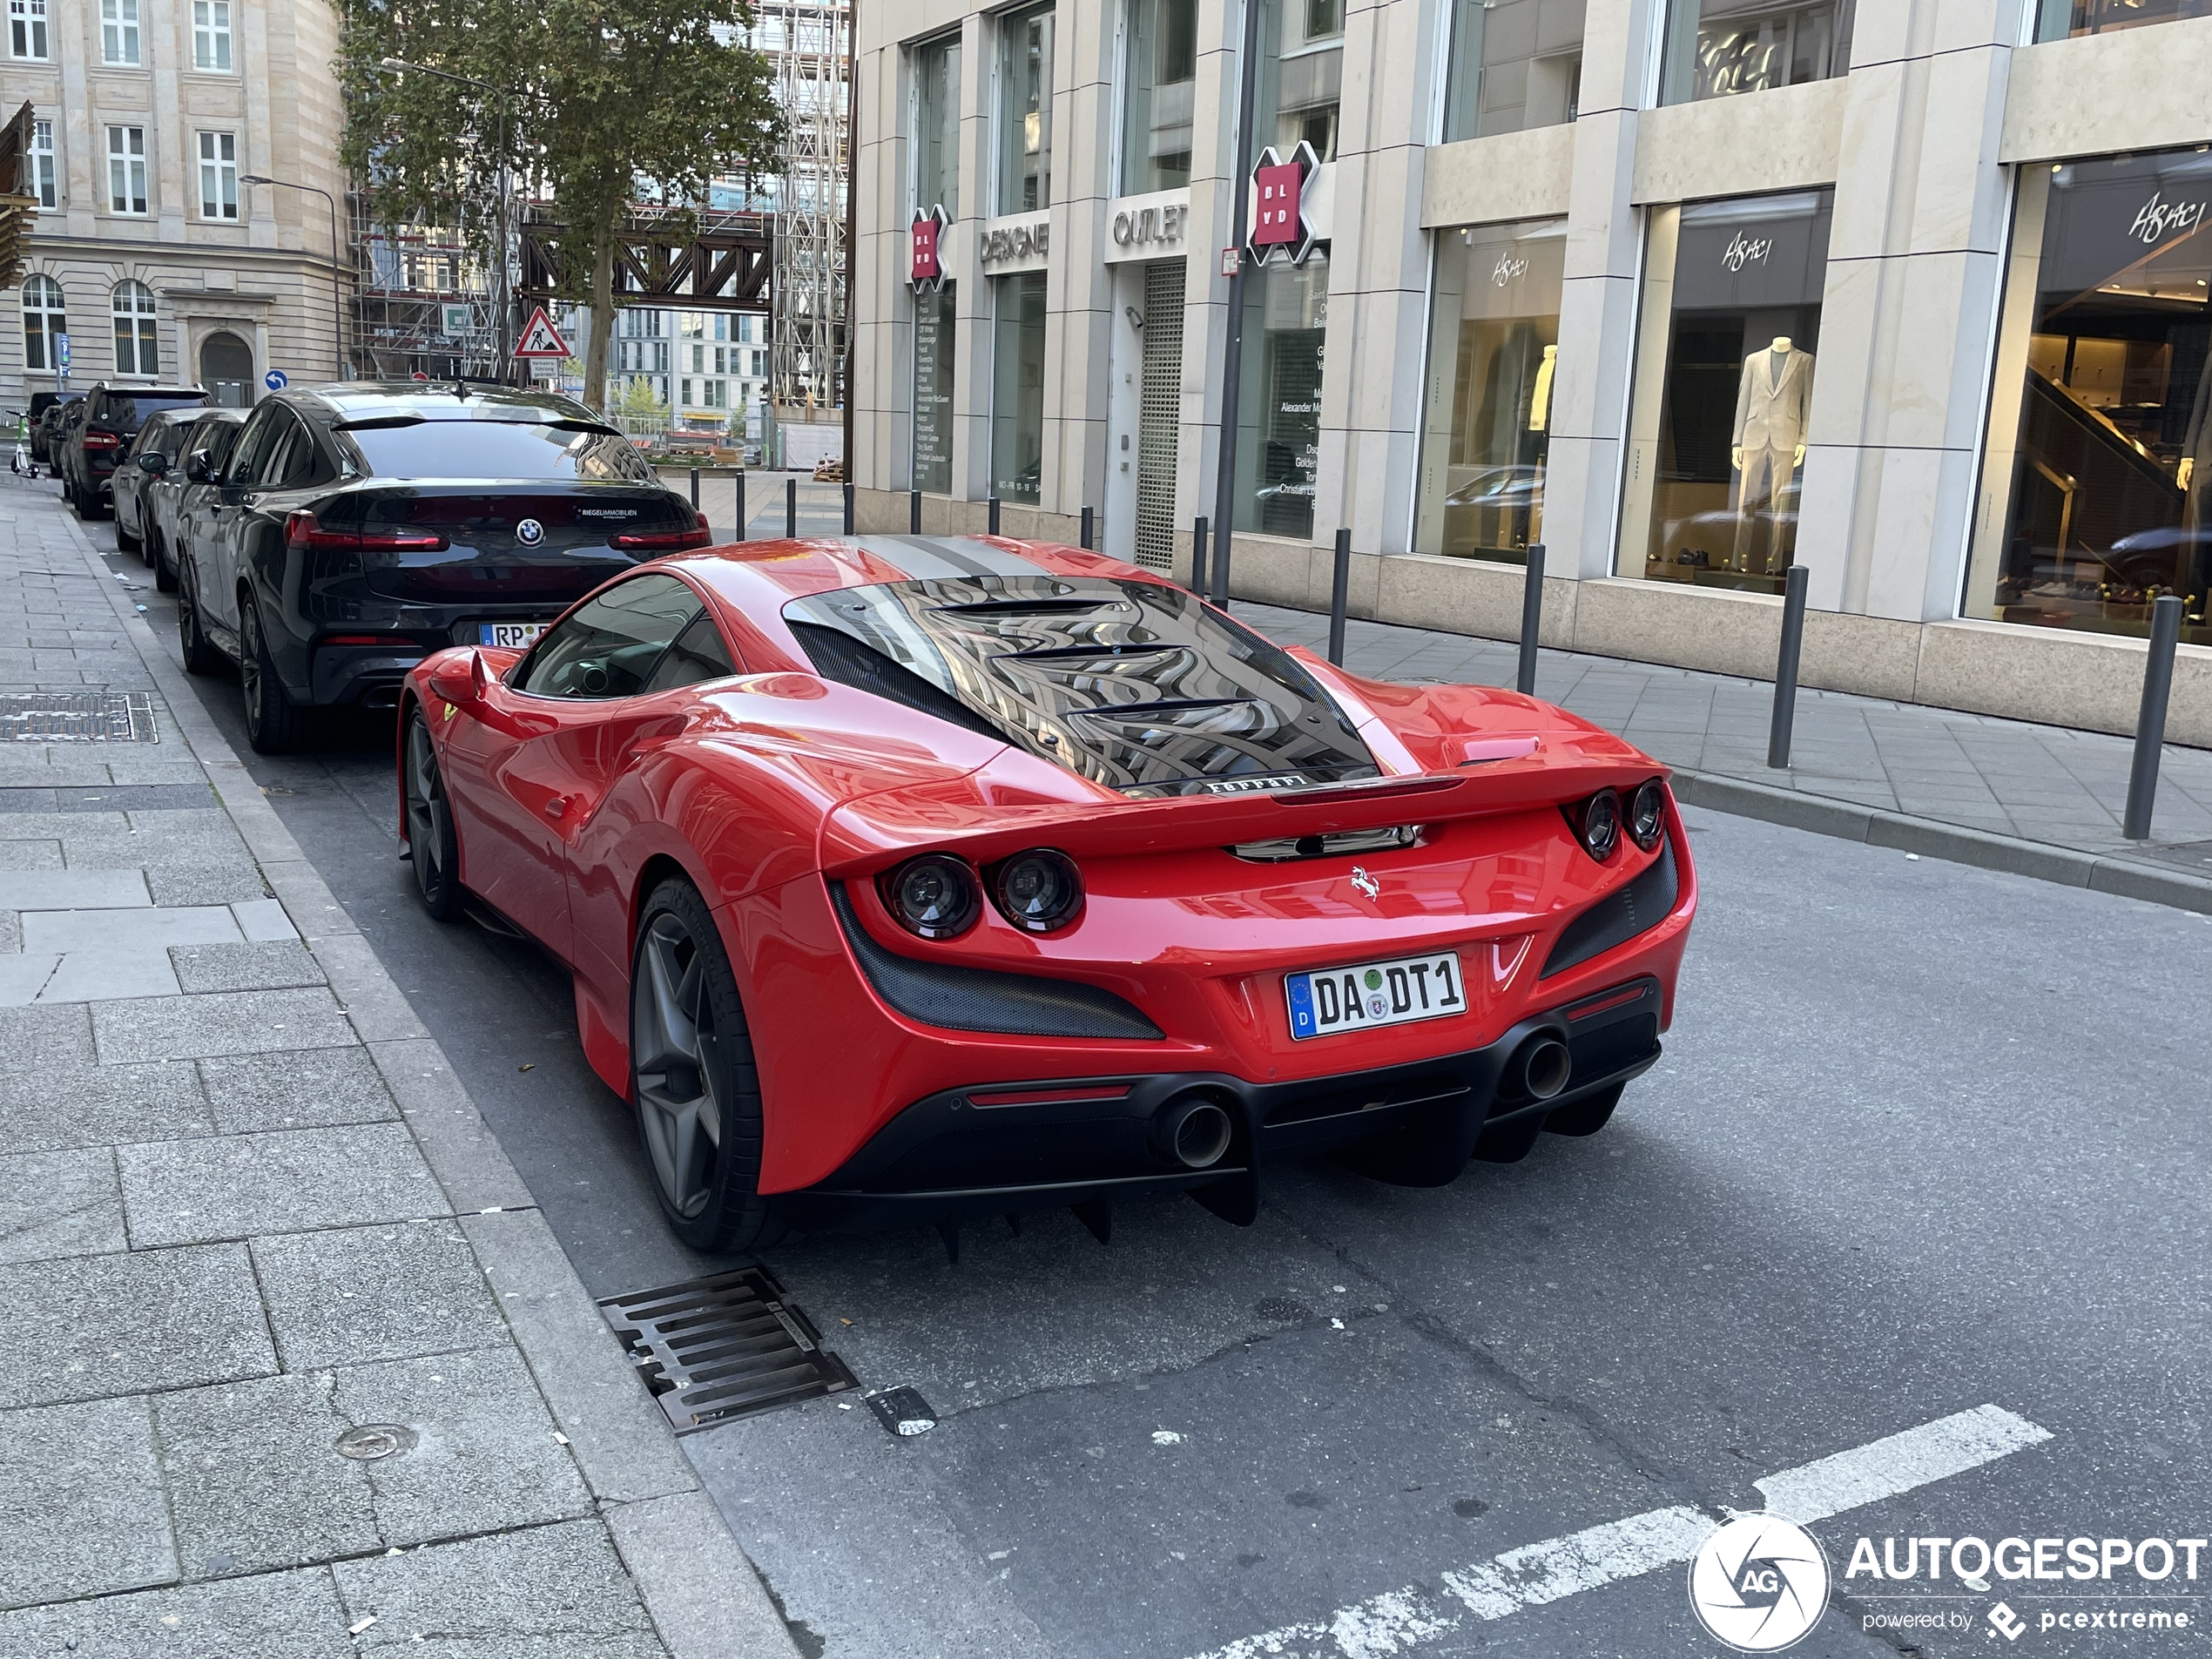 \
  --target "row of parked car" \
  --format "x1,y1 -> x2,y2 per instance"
81,377 -> 711,753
